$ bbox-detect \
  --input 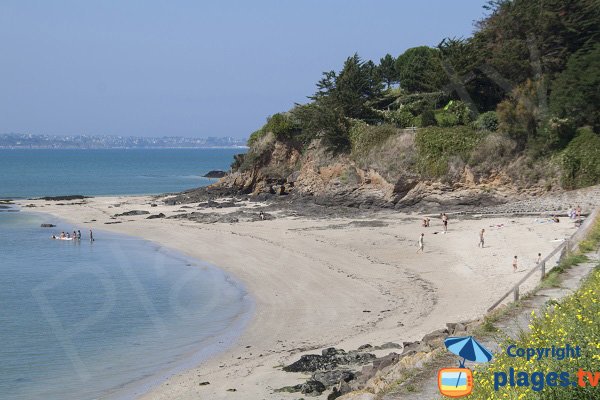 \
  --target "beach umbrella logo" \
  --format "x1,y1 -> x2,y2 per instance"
438,336 -> 493,398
